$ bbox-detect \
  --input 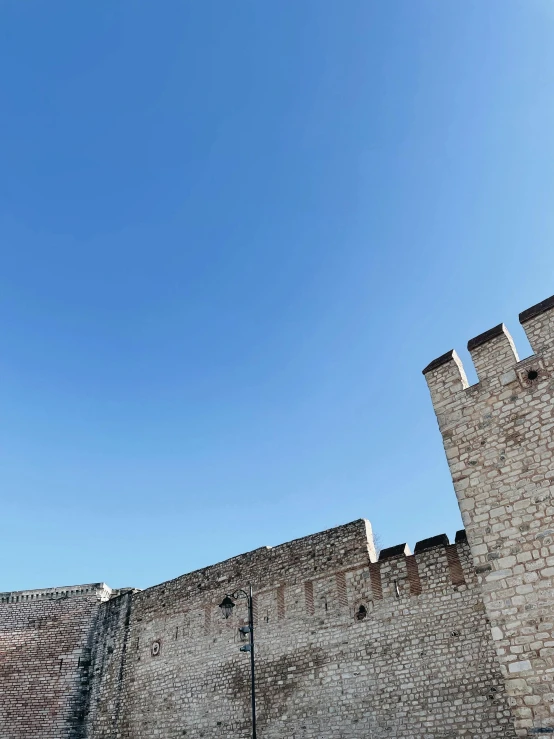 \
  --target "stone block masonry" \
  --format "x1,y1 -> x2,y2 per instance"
83,520 -> 513,738
3,293 -> 553,737
424,293 -> 554,736
0,532 -> 515,739
0,525 -> 515,738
